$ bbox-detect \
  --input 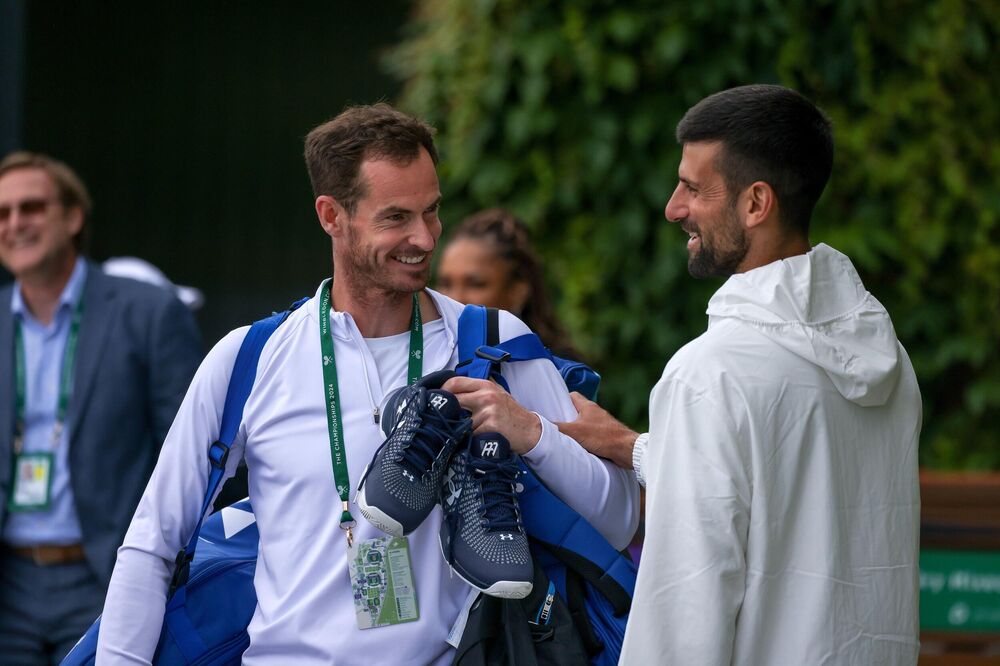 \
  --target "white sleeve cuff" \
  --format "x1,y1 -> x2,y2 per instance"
633,432 -> 650,487
520,412 -> 556,461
